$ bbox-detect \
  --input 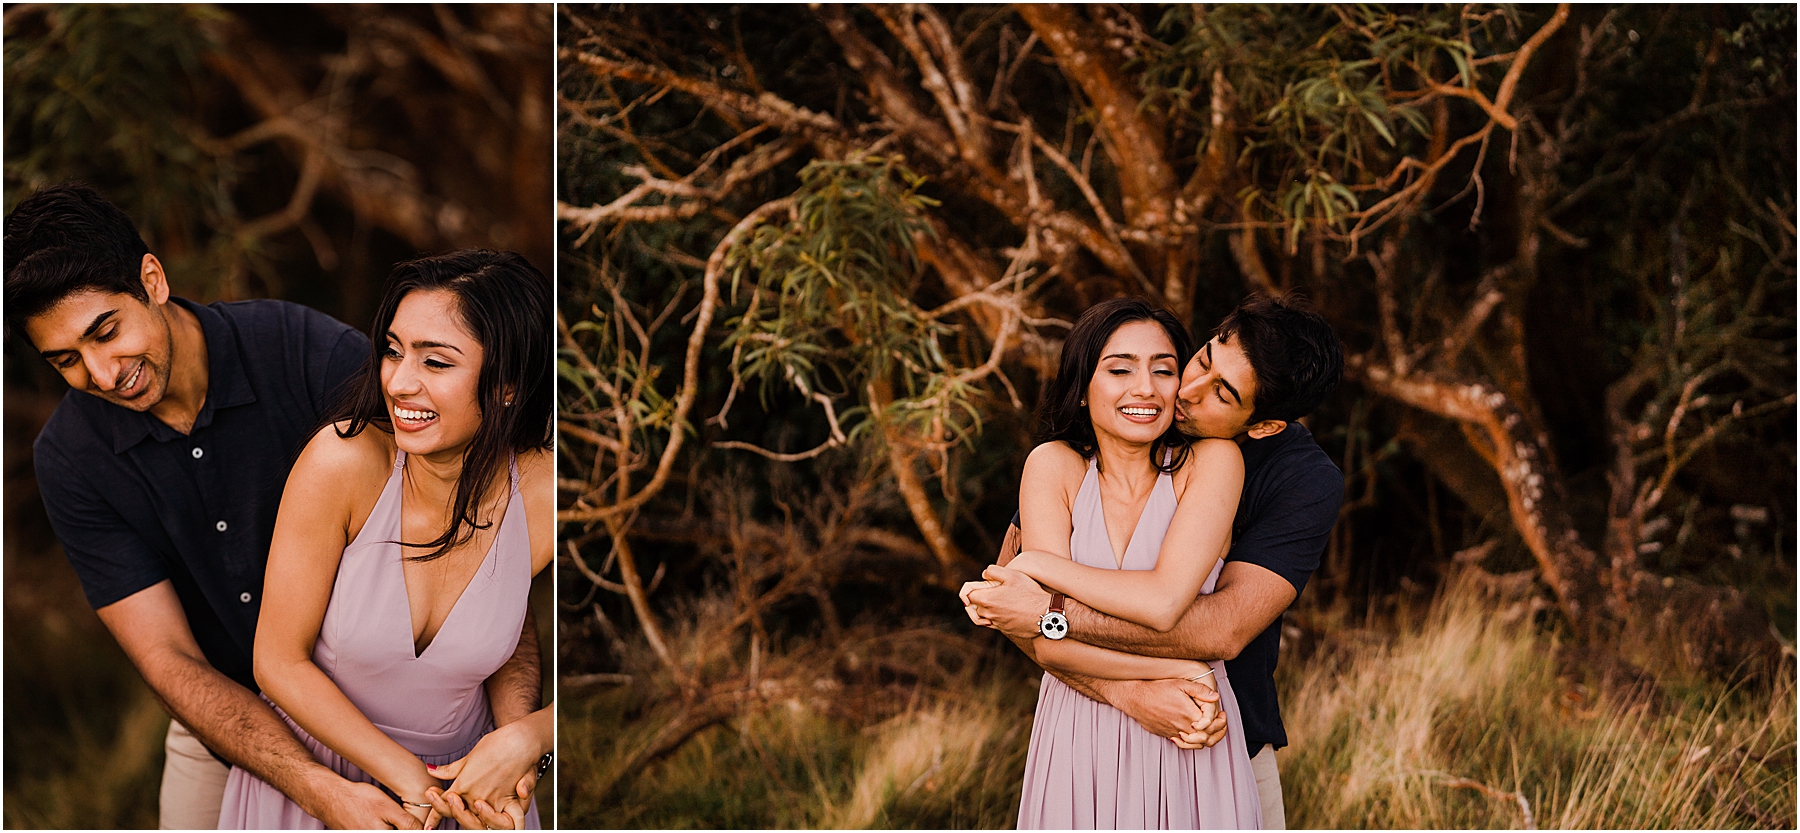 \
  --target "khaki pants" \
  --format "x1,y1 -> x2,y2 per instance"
1251,744 -> 1286,830
160,719 -> 229,830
